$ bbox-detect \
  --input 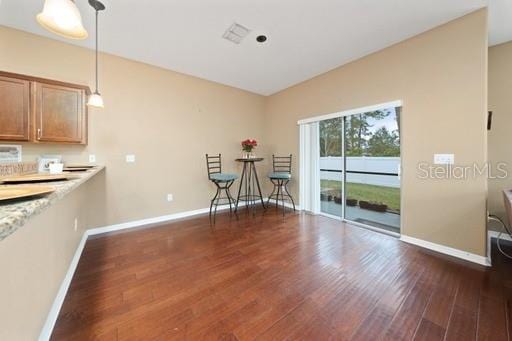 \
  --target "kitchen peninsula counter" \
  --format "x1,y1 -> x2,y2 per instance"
0,166 -> 105,241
